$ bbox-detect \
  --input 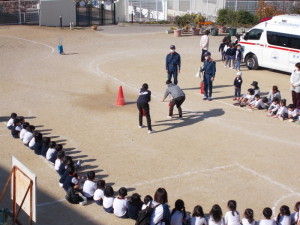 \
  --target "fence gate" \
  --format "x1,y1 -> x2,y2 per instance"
76,1 -> 116,26
0,0 -> 39,25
